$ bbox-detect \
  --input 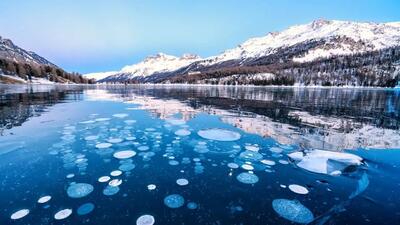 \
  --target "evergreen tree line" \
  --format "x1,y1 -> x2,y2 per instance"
0,58 -> 95,84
